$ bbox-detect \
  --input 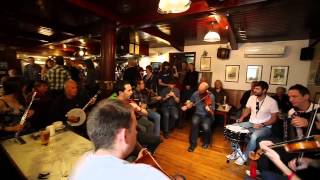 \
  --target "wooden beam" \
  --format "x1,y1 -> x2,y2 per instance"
142,27 -> 184,52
